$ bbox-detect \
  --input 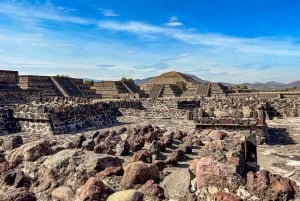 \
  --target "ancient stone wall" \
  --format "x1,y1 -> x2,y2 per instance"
120,98 -> 197,119
0,107 -> 20,135
0,70 -> 18,85
0,98 -> 143,135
